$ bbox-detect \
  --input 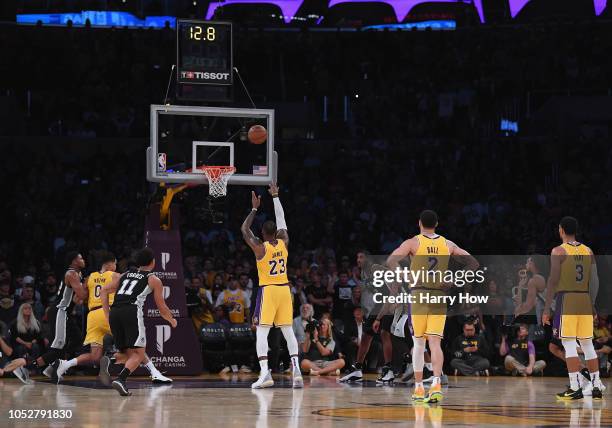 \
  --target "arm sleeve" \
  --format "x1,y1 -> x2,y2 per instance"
273,197 -> 287,230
